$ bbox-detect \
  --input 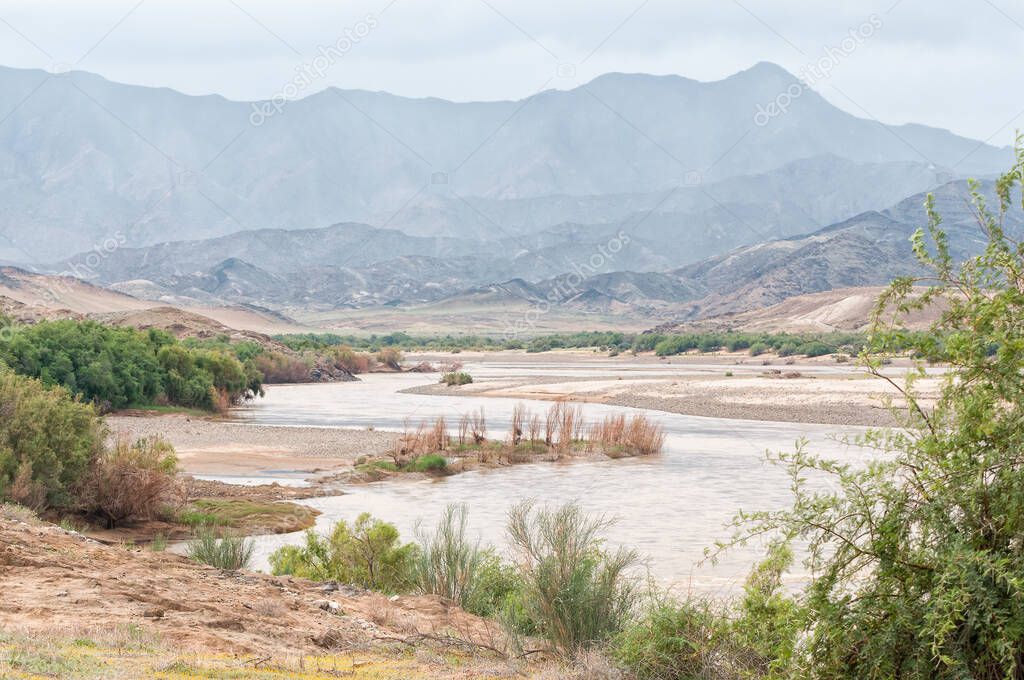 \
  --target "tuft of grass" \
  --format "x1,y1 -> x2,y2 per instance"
149,533 -> 168,552
0,502 -> 40,524
415,504 -> 483,608
186,529 -> 255,570
179,510 -> 227,528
